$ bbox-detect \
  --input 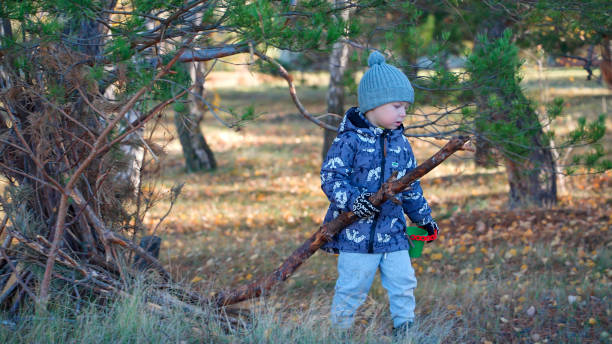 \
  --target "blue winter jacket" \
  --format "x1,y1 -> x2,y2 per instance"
321,107 -> 433,254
